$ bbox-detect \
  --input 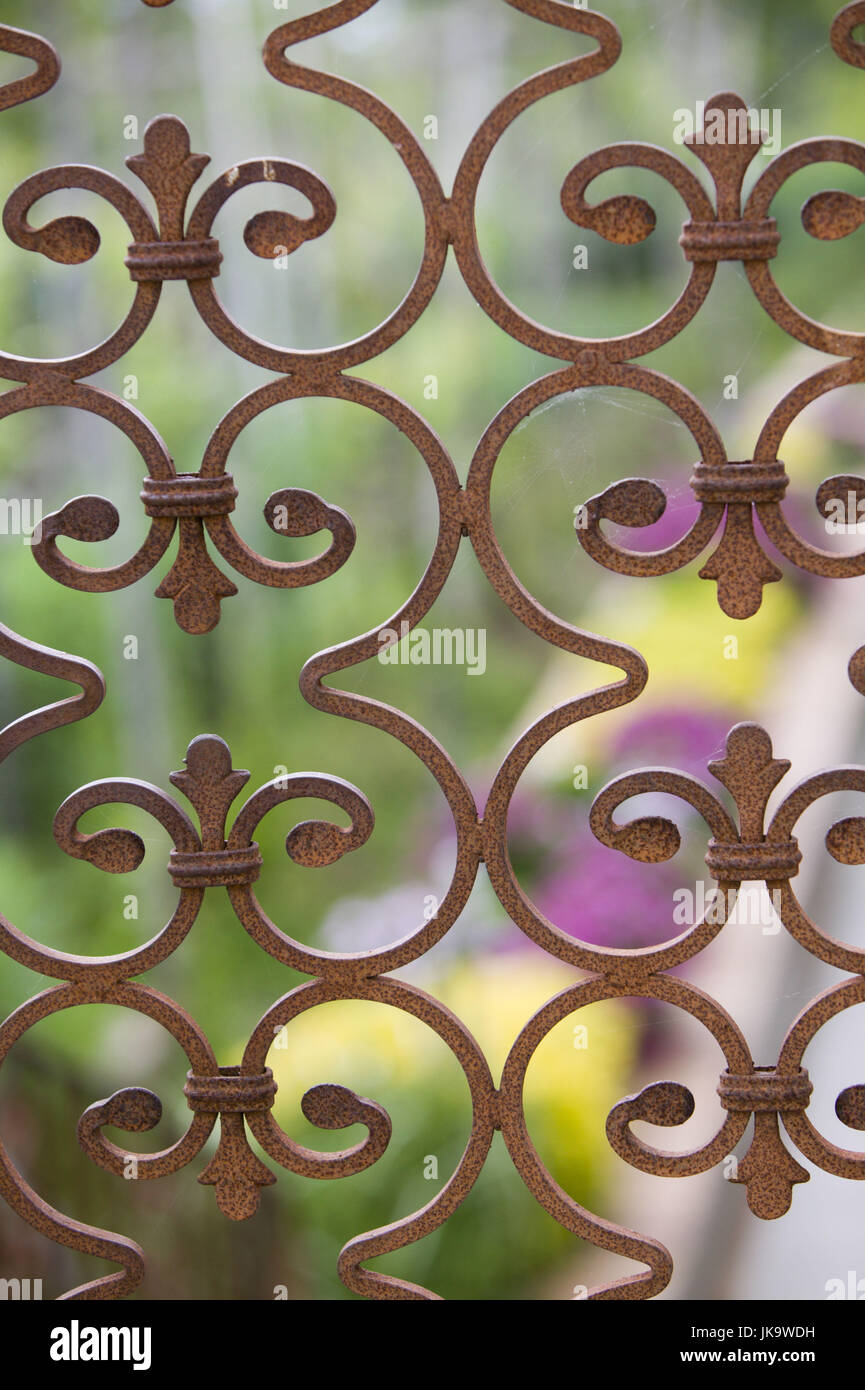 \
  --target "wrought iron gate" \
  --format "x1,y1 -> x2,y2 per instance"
1,0 -> 864,1301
